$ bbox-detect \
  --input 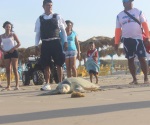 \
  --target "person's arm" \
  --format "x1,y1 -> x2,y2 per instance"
57,15 -> 68,51
0,35 -> 7,55
139,11 -> 150,38
75,35 -> 81,60
34,18 -> 41,46
114,15 -> 122,51
59,29 -> 67,43
142,22 -> 150,38
0,35 -> 4,52
115,28 -> 122,44
34,18 -> 41,54
86,51 -> 89,62
60,26 -> 68,51
35,32 -> 41,46
9,33 -> 21,53
35,32 -> 40,55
